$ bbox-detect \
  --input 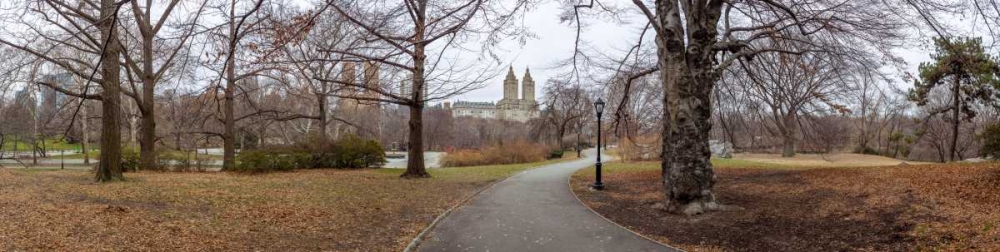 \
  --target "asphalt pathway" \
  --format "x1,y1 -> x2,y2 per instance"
417,149 -> 678,252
